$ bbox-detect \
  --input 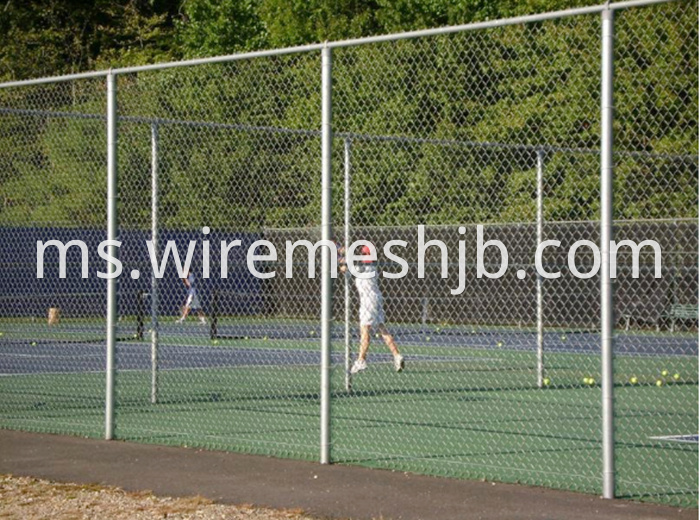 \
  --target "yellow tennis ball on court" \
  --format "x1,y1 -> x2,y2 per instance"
560,335 -> 566,341
375,333 -> 381,338
661,370 -> 669,377
426,336 -> 431,341
655,379 -> 664,387
588,377 -> 595,385
213,340 -> 219,345
244,336 -> 250,340
673,373 -> 680,381
629,376 -> 638,385
583,377 -> 589,384
31,342 -> 37,346
497,341 -> 503,347
0,332 -> 4,336
263,336 -> 268,341
543,377 -> 551,386
309,330 -> 315,336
